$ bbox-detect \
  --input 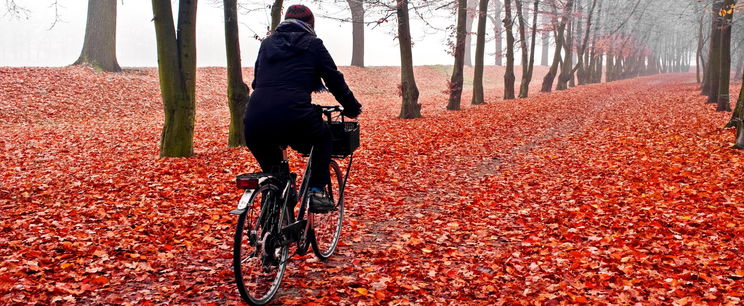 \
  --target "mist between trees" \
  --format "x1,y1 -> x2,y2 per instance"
5,0 -> 743,156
